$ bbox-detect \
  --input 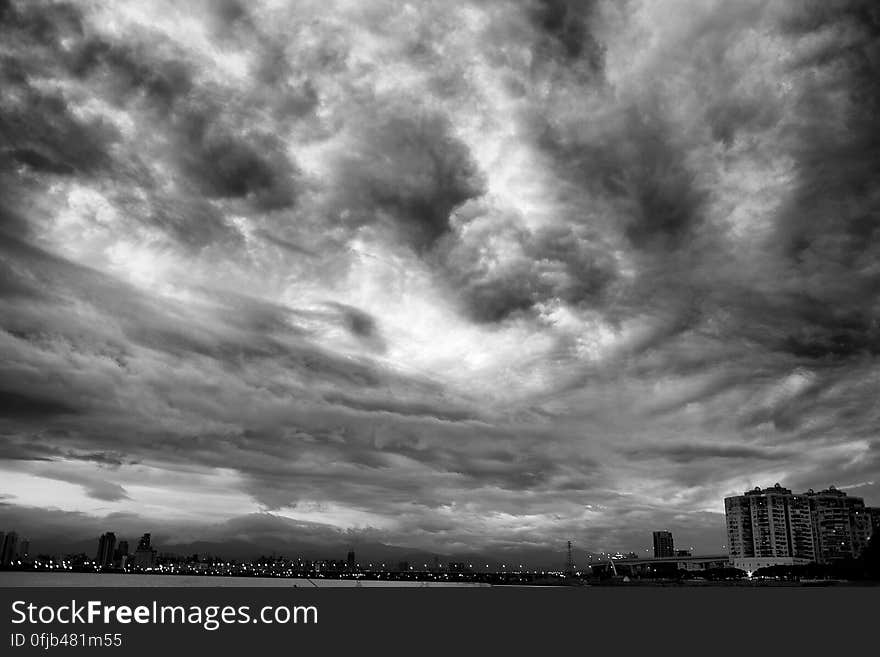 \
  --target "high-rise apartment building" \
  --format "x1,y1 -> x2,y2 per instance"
806,487 -> 870,562
724,484 -> 871,569
96,532 -> 116,568
869,507 -> 880,538
114,540 -> 129,565
1,531 -> 19,566
787,493 -> 816,563
133,533 -> 156,569
652,531 -> 675,558
748,484 -> 792,557
725,495 -> 753,560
